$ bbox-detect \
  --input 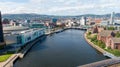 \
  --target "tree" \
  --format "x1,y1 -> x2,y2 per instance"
115,32 -> 120,38
87,31 -> 91,35
107,26 -> 115,30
